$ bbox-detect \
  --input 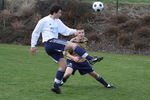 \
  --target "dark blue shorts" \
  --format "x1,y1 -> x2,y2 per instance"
44,38 -> 68,62
67,59 -> 94,75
